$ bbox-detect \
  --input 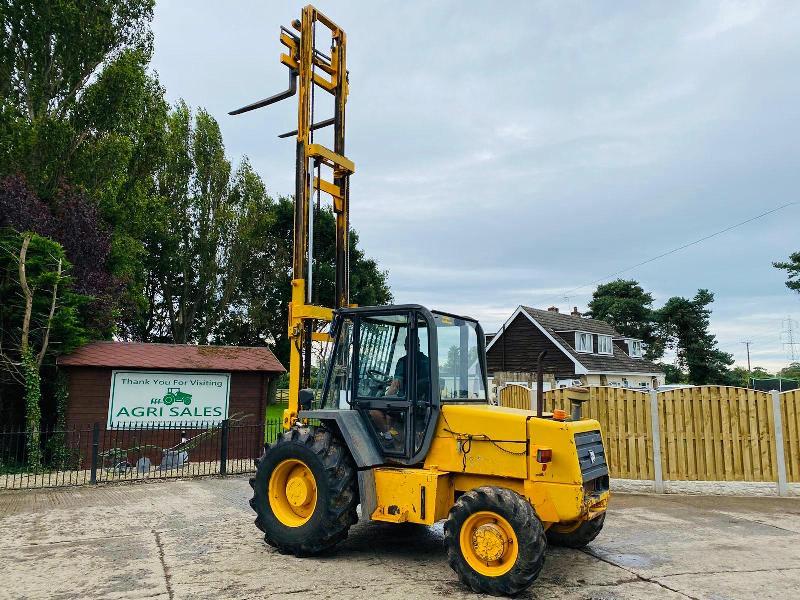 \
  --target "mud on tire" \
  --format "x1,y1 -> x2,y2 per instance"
444,486 -> 547,596
249,426 -> 358,556
546,513 -> 605,549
